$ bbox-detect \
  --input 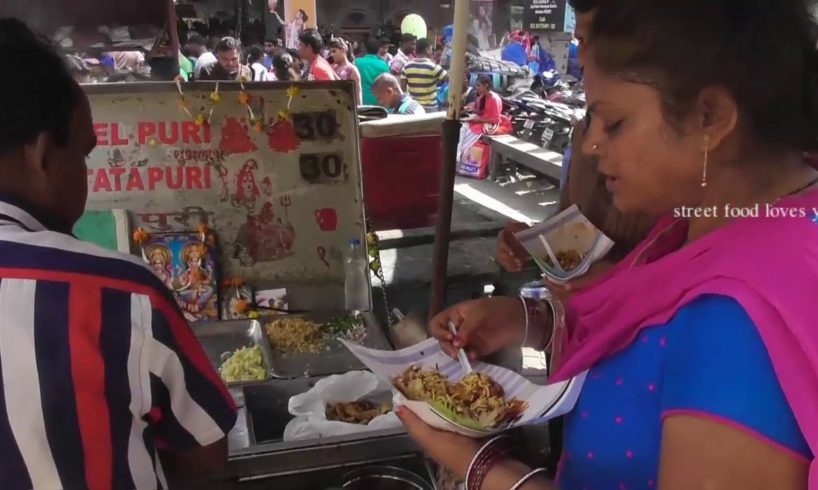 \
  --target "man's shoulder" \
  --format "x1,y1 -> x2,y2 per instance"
0,229 -> 167,295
